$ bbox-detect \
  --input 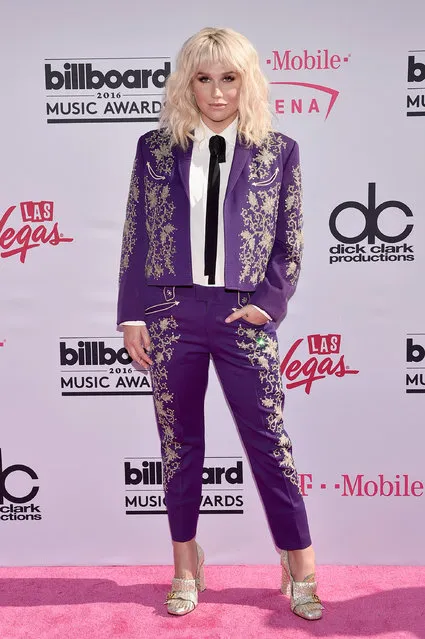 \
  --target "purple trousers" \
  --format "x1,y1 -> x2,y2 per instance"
143,284 -> 311,550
